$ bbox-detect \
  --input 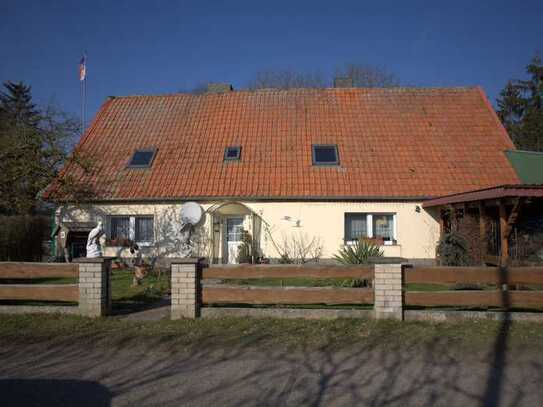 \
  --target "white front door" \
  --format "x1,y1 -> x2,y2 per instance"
226,217 -> 244,264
